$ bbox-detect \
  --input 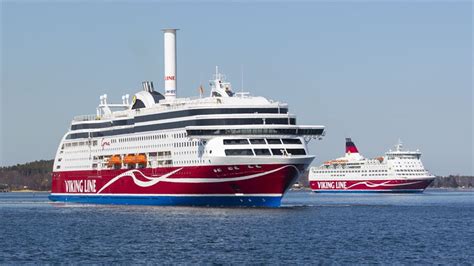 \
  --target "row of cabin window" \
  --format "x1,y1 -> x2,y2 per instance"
67,118 -> 297,140
223,138 -> 302,145
187,127 -> 320,137
394,165 -> 422,168
61,157 -> 89,162
95,143 -> 173,151
57,165 -> 89,169
63,142 -> 175,158
326,174 -> 390,177
63,141 -> 95,148
173,132 -> 187,138
398,173 -> 426,176
388,156 -> 421,160
118,134 -> 168,143
174,140 -> 201,148
317,169 -> 388,173
174,150 -> 203,156
71,108 -> 289,130
63,132 -> 170,149
63,149 -> 89,154
175,160 -> 206,165
225,148 -> 306,156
